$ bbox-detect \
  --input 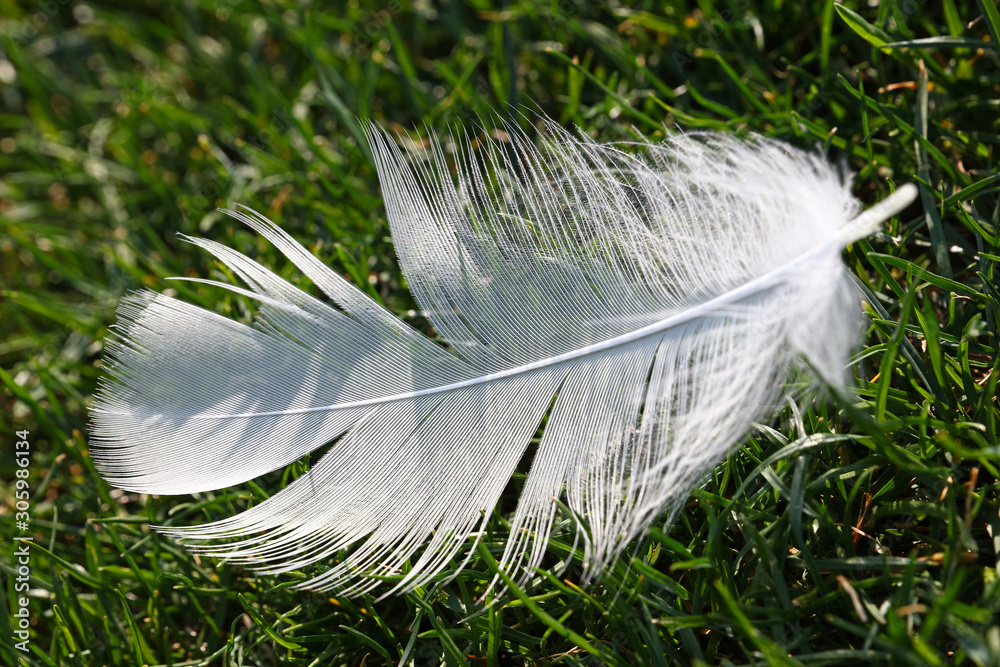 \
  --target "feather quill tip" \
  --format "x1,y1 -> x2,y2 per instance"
837,182 -> 918,245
